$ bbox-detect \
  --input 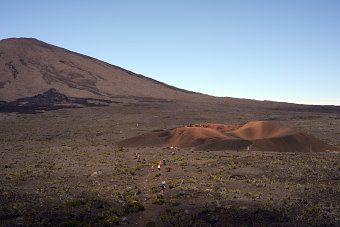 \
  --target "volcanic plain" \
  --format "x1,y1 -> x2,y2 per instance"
1,38 -> 340,226
1,99 -> 340,226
